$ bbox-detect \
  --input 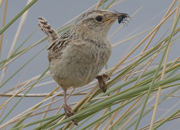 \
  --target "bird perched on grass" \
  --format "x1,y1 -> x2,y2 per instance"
38,9 -> 129,125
